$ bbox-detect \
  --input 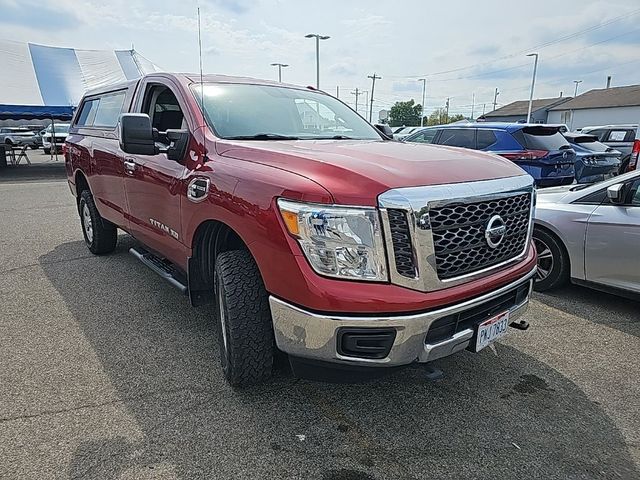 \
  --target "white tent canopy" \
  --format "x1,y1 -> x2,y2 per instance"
0,40 -> 159,119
